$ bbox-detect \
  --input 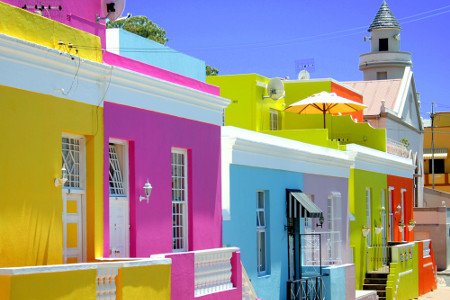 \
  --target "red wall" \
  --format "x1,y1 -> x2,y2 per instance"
418,241 -> 438,295
331,82 -> 364,122
387,175 -> 414,242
